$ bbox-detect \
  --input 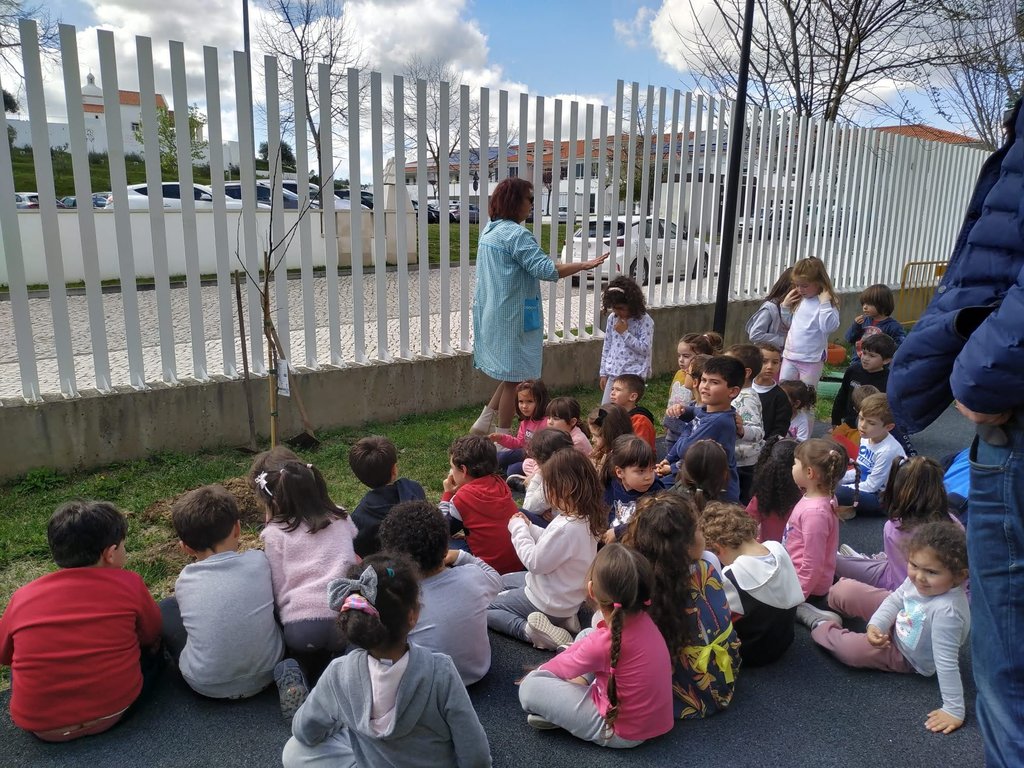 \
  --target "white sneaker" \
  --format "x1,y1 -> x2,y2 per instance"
795,602 -> 842,631
839,544 -> 860,558
526,713 -> 560,730
525,612 -> 574,650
